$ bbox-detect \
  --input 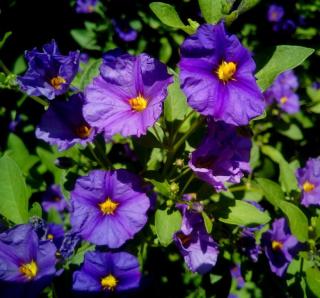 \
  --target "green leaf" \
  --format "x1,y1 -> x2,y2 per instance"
0,155 -> 29,224
309,102 -> 320,114
70,29 -> 101,50
202,211 -> 213,233
255,178 -> 284,207
307,86 -> 320,102
29,202 -> 43,218
219,200 -> 270,226
277,123 -> 303,140
237,0 -> 260,13
67,241 -> 95,266
0,32 -> 12,50
155,209 -> 182,246
7,133 -> 39,173
79,59 -> 102,91
47,208 -> 63,225
256,45 -> 314,91
198,0 -> 225,24
149,2 -> 195,34
278,200 -> 308,242
148,179 -> 171,198
164,75 -> 188,122
256,178 -> 308,241
261,145 -> 298,193
13,55 -> 27,75
306,267 -> 320,297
